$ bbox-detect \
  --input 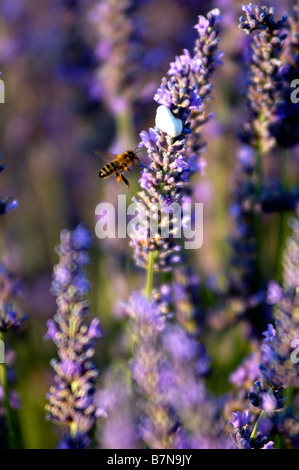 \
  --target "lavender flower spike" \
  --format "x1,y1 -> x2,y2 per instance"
239,4 -> 287,154
45,225 -> 102,449
131,11 -> 222,271
230,410 -> 274,449
126,291 -> 176,449
186,9 -> 223,167
0,263 -> 25,448
260,208 -> 299,390
89,0 -> 141,117
0,264 -> 25,333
